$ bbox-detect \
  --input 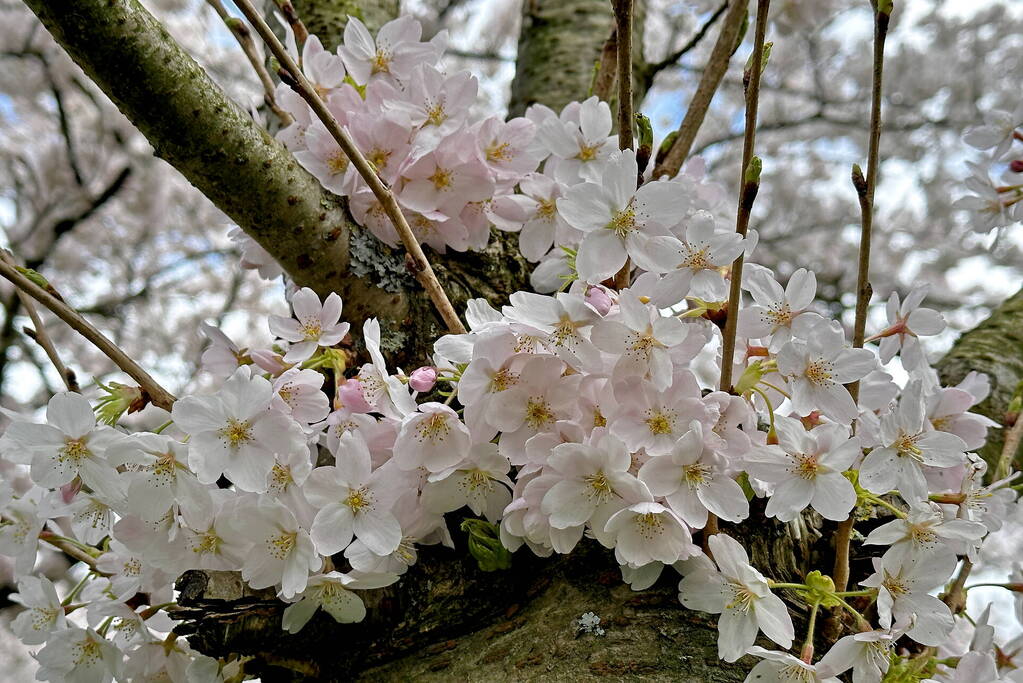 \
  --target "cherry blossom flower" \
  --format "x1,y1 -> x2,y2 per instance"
282,571 -> 400,633
615,369 -> 713,452
339,15 -> 443,86
199,321 -> 248,379
422,442 -> 513,523
963,103 -> 1023,159
678,533 -> 794,662
604,501 -> 700,566
638,421 -> 750,528
399,131 -> 494,217
817,628 -> 901,683
228,497 -> 320,599
10,575 -> 65,645
392,402 -> 471,472
776,318 -> 877,423
305,432 -> 402,556
953,162 -> 1015,232
34,626 -> 124,683
557,149 -> 683,283
540,430 -> 650,530
744,647 -> 840,683
859,380 -> 968,502
272,368 -> 331,424
488,354 -> 581,459
268,287 -> 350,363
859,551 -> 956,645
655,211 -> 745,305
503,291 -> 601,370
737,265 -> 822,351
105,433 -> 210,524
171,367 -> 308,493
863,501 -> 985,564
874,285 -> 946,370
537,96 -> 617,183
744,416 -> 860,522
590,291 -> 689,391
1,392 -> 122,503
